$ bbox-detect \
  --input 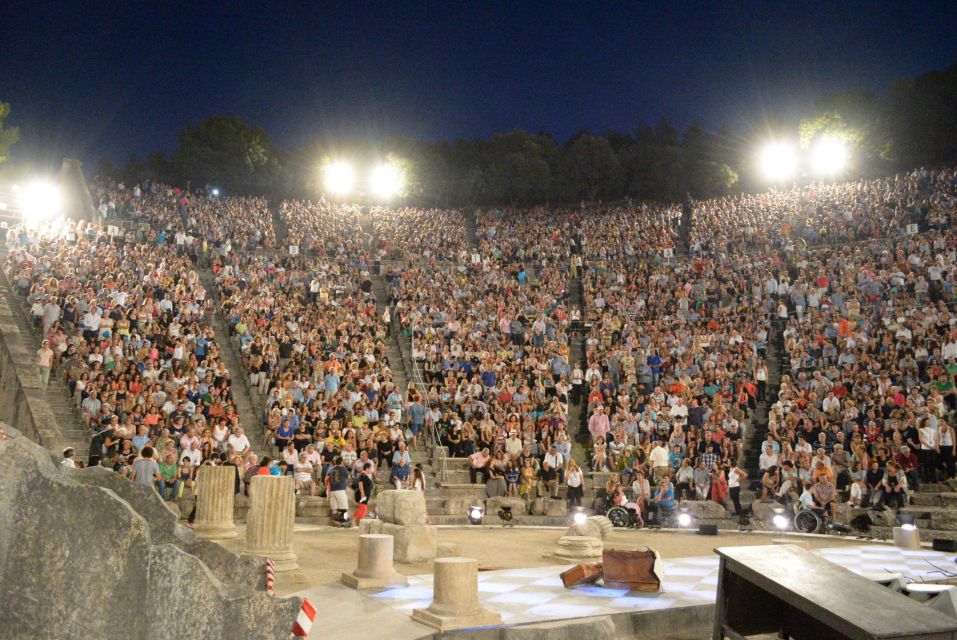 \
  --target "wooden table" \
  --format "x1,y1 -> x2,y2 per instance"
713,544 -> 957,640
